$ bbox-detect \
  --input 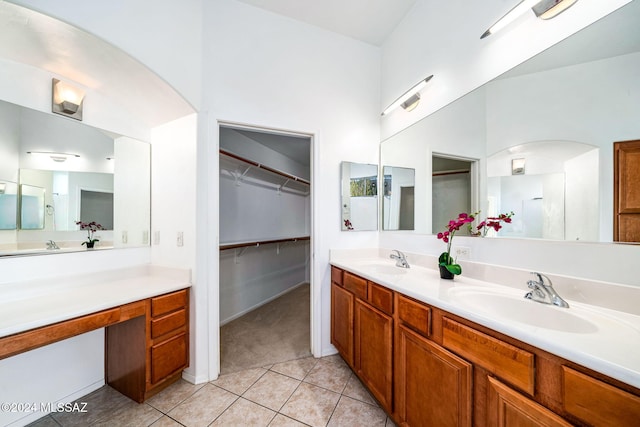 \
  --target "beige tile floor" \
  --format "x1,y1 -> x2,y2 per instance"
29,355 -> 397,427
